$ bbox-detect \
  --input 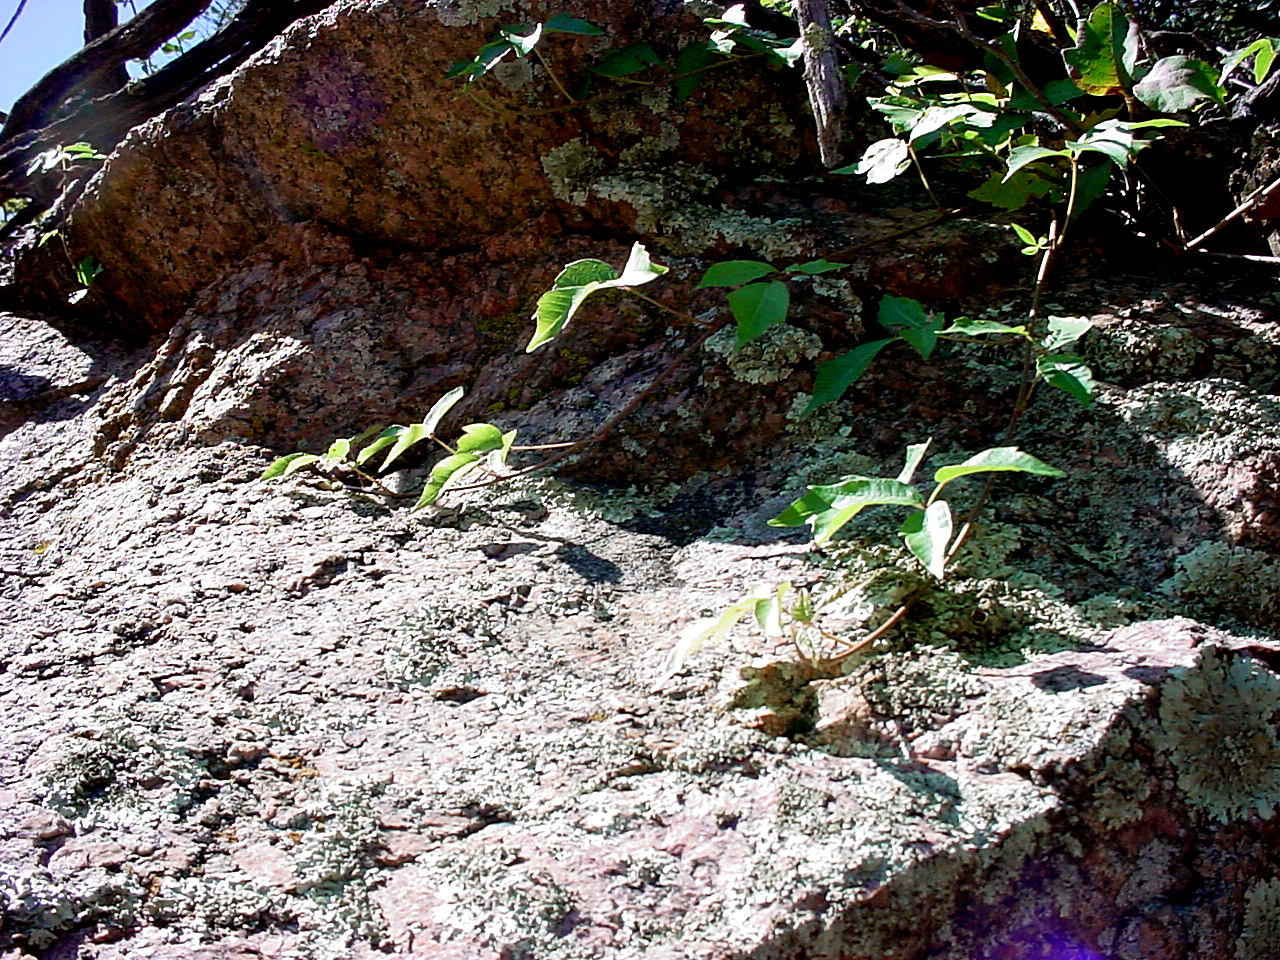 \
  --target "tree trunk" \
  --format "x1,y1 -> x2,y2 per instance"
82,0 -> 130,99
